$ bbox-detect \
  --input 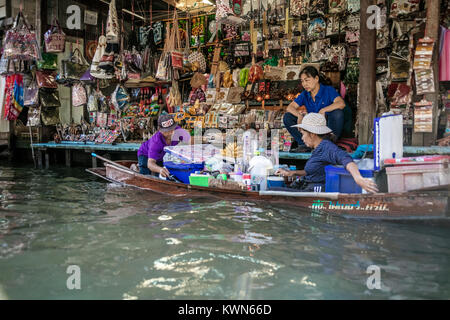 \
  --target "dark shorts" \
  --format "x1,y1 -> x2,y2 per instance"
138,155 -> 163,176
